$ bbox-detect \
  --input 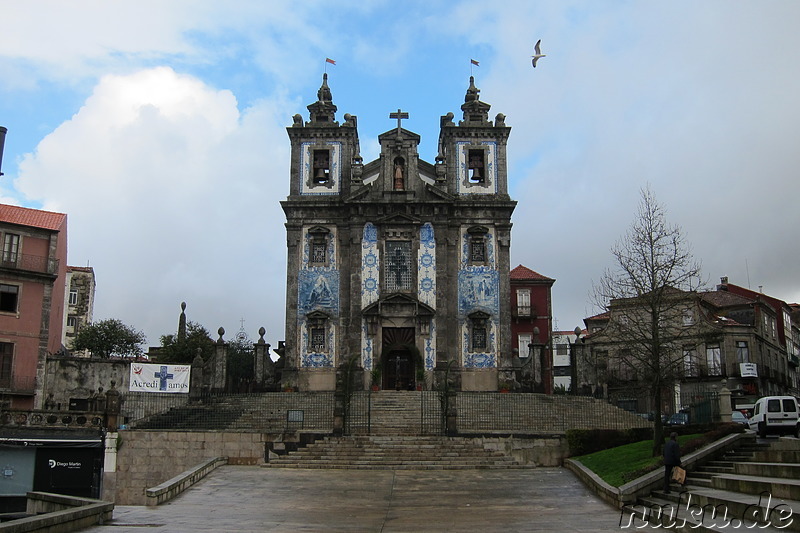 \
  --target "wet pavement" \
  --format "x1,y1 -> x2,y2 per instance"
80,466 -> 626,532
